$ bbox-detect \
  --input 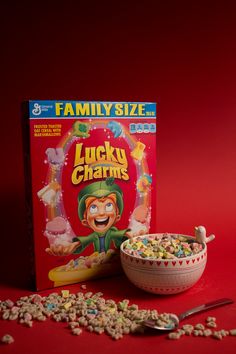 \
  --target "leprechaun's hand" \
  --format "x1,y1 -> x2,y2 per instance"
45,241 -> 81,256
126,229 -> 146,239
126,231 -> 135,239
